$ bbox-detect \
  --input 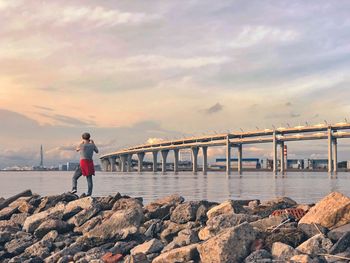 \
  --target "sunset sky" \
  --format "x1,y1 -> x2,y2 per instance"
1,0 -> 350,168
